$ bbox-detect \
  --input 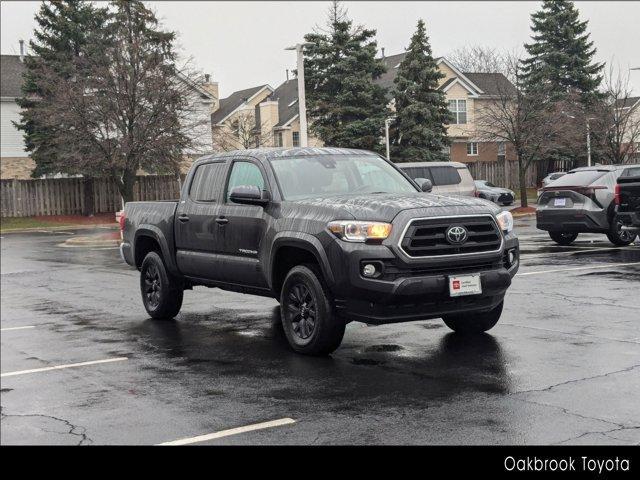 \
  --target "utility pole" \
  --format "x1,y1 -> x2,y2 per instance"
285,43 -> 312,147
